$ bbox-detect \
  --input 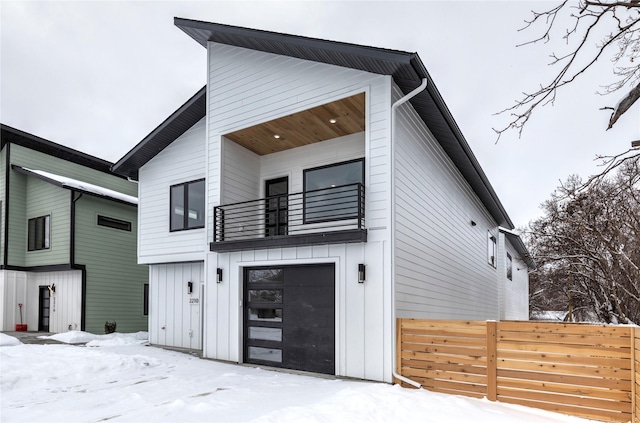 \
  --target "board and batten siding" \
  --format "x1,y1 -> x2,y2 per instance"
206,42 -> 392,242
148,262 -> 203,350
208,234 -> 391,382
0,269 -> 81,332
392,84 -> 501,320
75,195 -> 148,333
29,270 -> 82,333
137,118 -> 206,264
